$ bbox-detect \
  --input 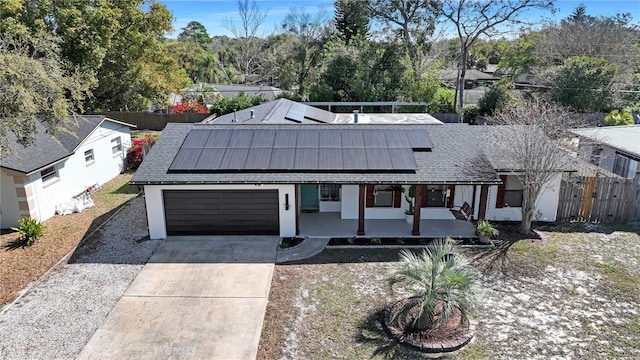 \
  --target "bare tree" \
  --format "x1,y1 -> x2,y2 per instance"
223,0 -> 268,84
434,0 -> 555,121
485,99 -> 582,234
